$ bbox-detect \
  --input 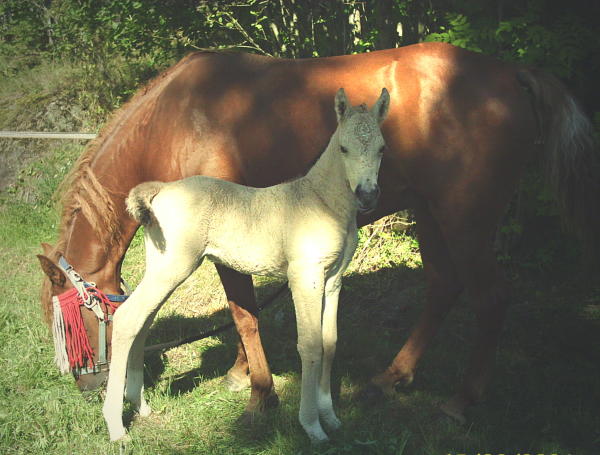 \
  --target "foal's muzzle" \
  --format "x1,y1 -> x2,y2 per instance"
355,184 -> 381,214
